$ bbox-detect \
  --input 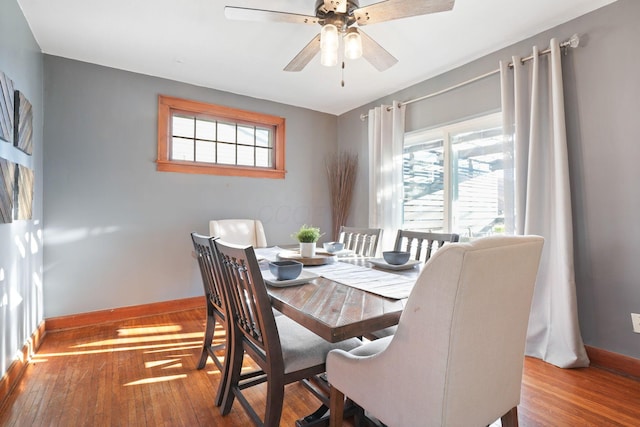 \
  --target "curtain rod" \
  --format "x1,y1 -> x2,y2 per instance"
360,34 -> 580,120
